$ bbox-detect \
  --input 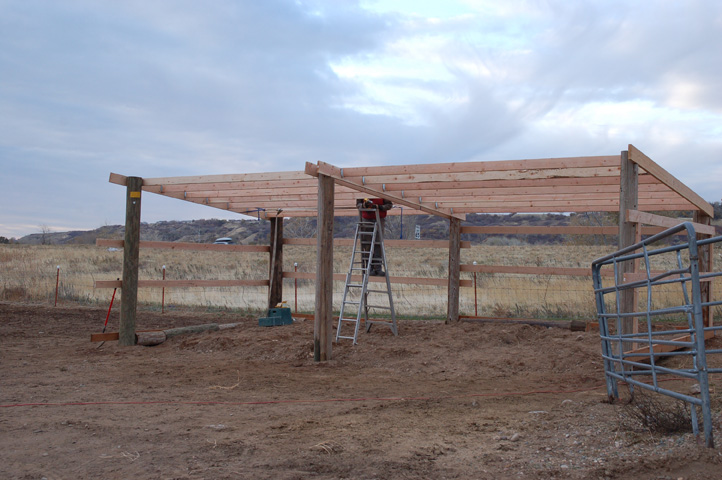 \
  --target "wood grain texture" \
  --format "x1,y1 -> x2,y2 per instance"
119,176 -> 142,347
447,218 -> 461,324
314,174 -> 334,361
626,210 -> 716,235
628,144 -> 713,216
